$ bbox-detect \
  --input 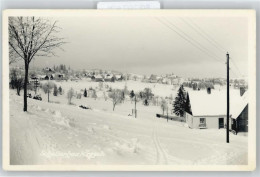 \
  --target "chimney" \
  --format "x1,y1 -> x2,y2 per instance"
207,87 -> 211,94
240,87 -> 246,96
